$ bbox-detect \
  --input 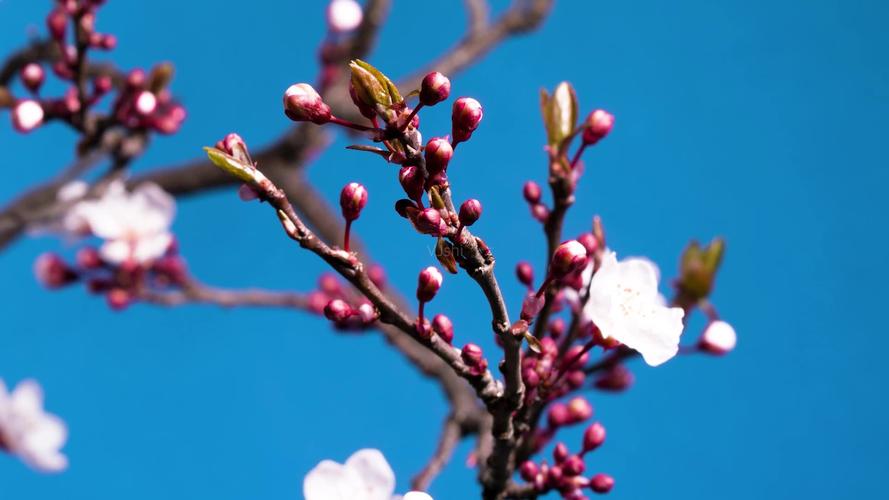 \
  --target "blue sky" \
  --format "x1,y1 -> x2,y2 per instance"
1,0 -> 887,498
